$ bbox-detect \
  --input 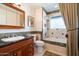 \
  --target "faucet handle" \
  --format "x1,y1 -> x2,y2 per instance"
4,34 -> 8,38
